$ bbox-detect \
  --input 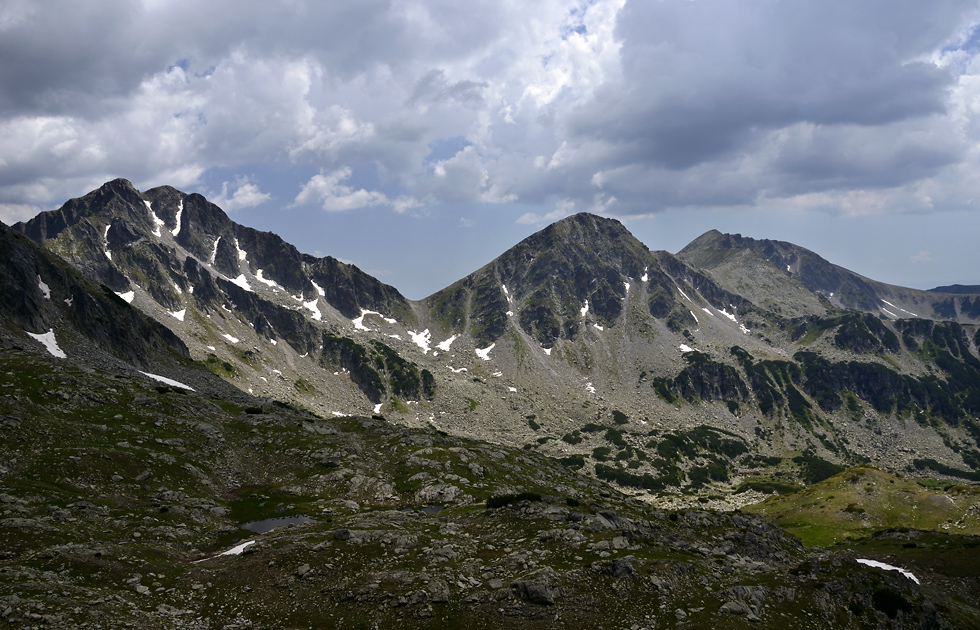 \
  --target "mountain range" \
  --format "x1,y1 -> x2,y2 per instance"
10,178 -> 980,497
2,179 -> 980,627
